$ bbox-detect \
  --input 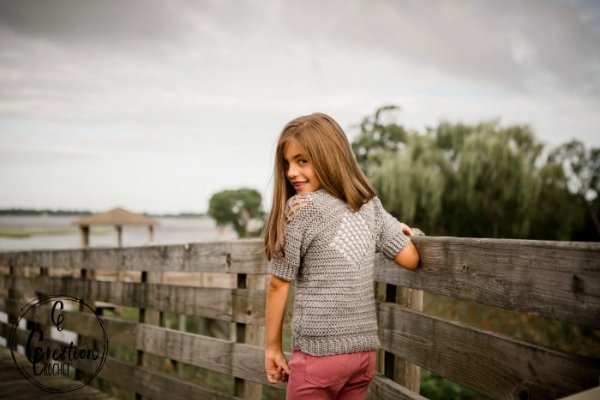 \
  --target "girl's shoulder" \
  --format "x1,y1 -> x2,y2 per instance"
285,189 -> 331,223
